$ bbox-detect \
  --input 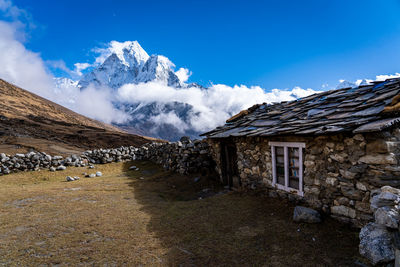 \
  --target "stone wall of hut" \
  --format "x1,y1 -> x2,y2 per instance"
207,128 -> 400,227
